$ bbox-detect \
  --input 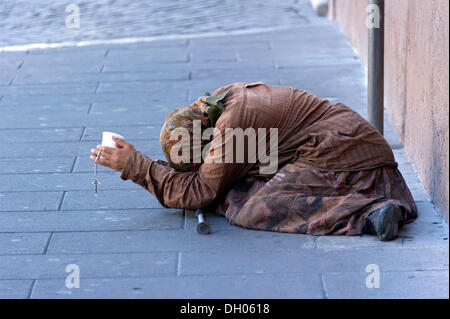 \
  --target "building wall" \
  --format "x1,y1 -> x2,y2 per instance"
329,0 -> 449,218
